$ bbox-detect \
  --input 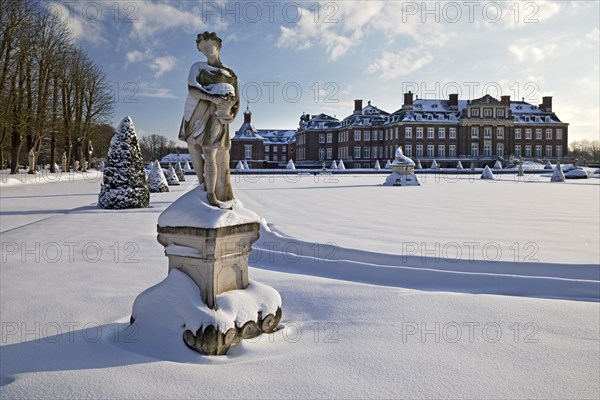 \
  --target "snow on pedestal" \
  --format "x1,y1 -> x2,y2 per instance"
235,160 -> 244,171
374,160 -> 381,170
338,160 -> 346,170
98,116 -> 149,209
166,166 -> 180,186
330,160 -> 338,170
384,160 -> 391,169
456,160 -> 464,170
147,160 -> 170,192
544,160 -> 553,170
551,162 -> 565,182
480,165 -> 495,180
175,162 -> 186,181
384,147 -> 420,187
131,186 -> 282,355
494,160 -> 503,170
286,159 -> 296,170
430,159 -> 438,169
243,160 -> 250,170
